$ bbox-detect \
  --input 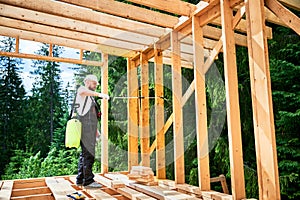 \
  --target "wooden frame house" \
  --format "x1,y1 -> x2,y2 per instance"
0,0 -> 299,199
